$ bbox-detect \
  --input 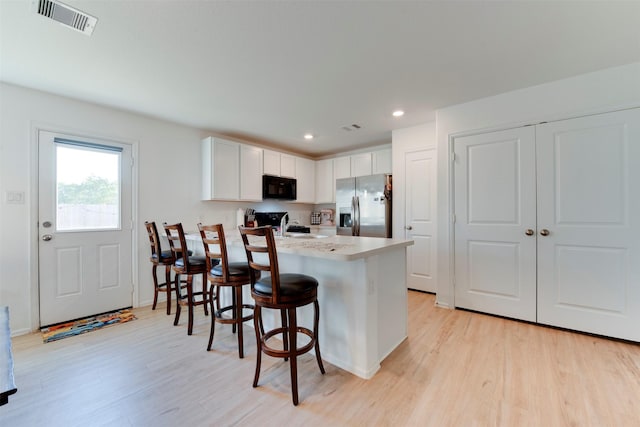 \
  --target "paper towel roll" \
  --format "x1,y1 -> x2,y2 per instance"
237,208 -> 245,227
